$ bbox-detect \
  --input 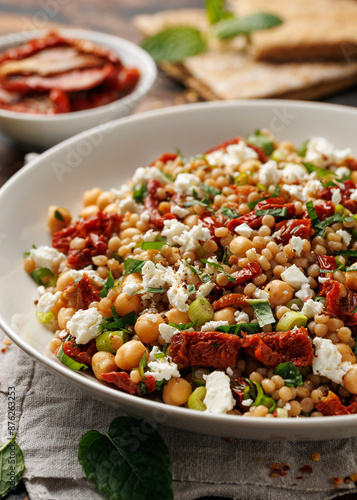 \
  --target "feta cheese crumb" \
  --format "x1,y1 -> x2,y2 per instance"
295,283 -> 314,302
203,371 -> 235,414
350,189 -> 357,202
174,223 -> 211,252
148,345 -> 161,363
259,160 -> 281,186
281,163 -> 308,184
281,264 -> 309,289
336,229 -> 352,247
161,219 -> 189,246
201,320 -> 229,332
253,288 -> 269,300
206,141 -> 258,169
132,166 -> 169,185
290,236 -> 304,256
37,291 -> 62,313
335,166 -> 351,179
142,229 -> 159,242
234,223 -> 253,237
171,205 -> 190,218
30,245 -> 66,272
67,308 -> 103,344
305,137 -> 351,168
241,398 -> 253,407
167,284 -> 191,312
331,188 -> 342,206
159,323 -> 179,344
313,337 -> 352,384
123,281 -> 140,296
235,311 -> 249,324
174,173 -> 201,196
118,195 -> 142,214
196,282 -> 215,297
147,358 -> 180,382
301,299 -> 324,318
